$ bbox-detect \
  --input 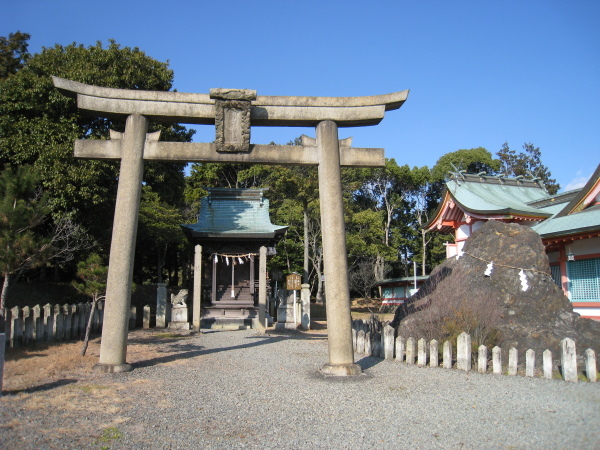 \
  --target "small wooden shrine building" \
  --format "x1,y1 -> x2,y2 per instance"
181,188 -> 287,328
